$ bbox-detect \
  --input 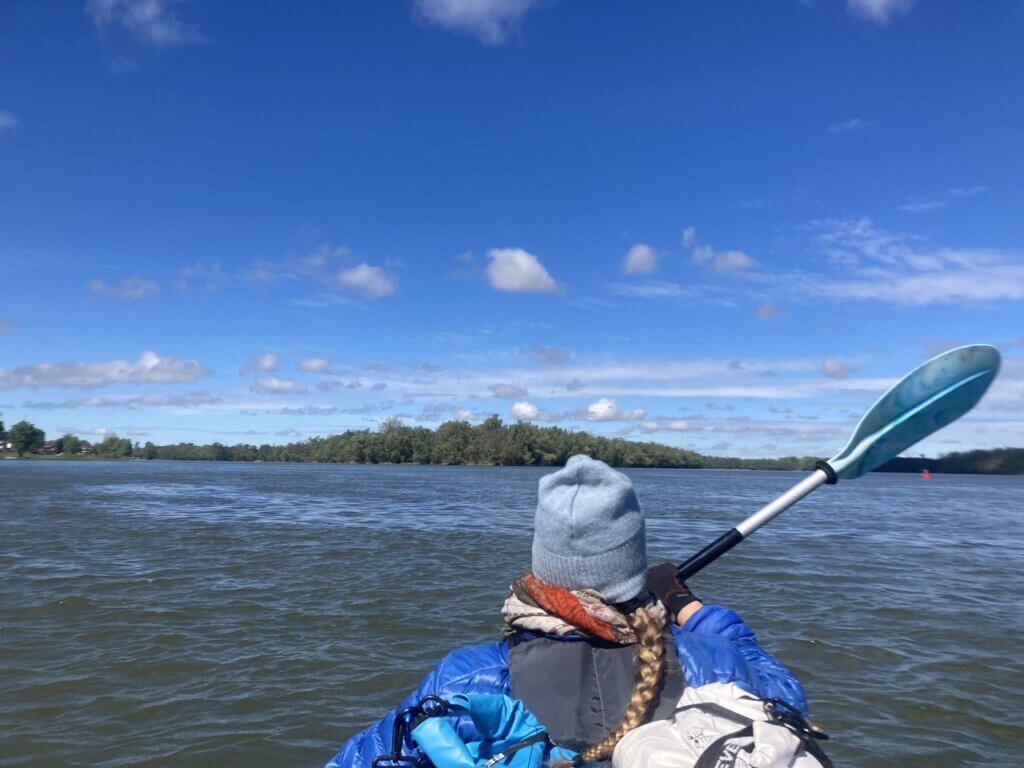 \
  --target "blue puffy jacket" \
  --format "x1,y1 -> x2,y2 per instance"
325,604 -> 806,768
